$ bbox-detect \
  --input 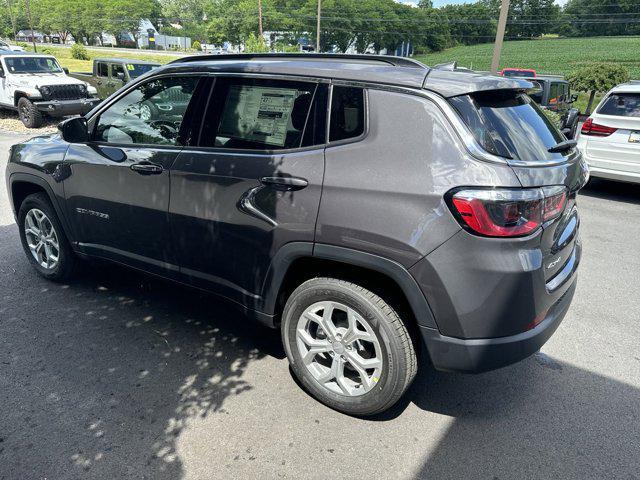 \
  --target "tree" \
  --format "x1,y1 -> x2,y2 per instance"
566,63 -> 630,115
